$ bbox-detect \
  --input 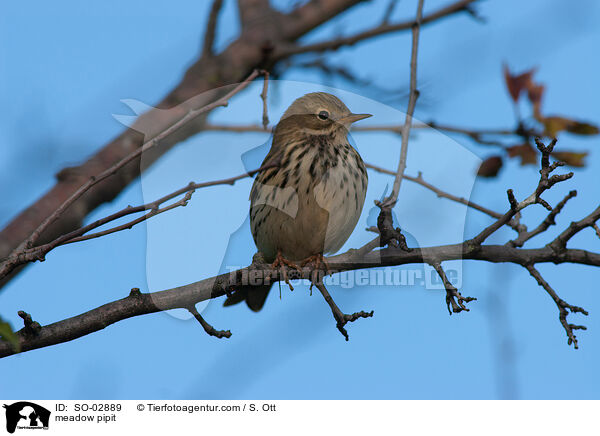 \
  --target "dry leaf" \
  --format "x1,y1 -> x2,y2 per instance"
542,116 -> 574,137
477,156 -> 503,177
503,64 -> 535,102
566,121 -> 599,135
507,143 -> 538,166
527,82 -> 545,120
551,151 -> 588,167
